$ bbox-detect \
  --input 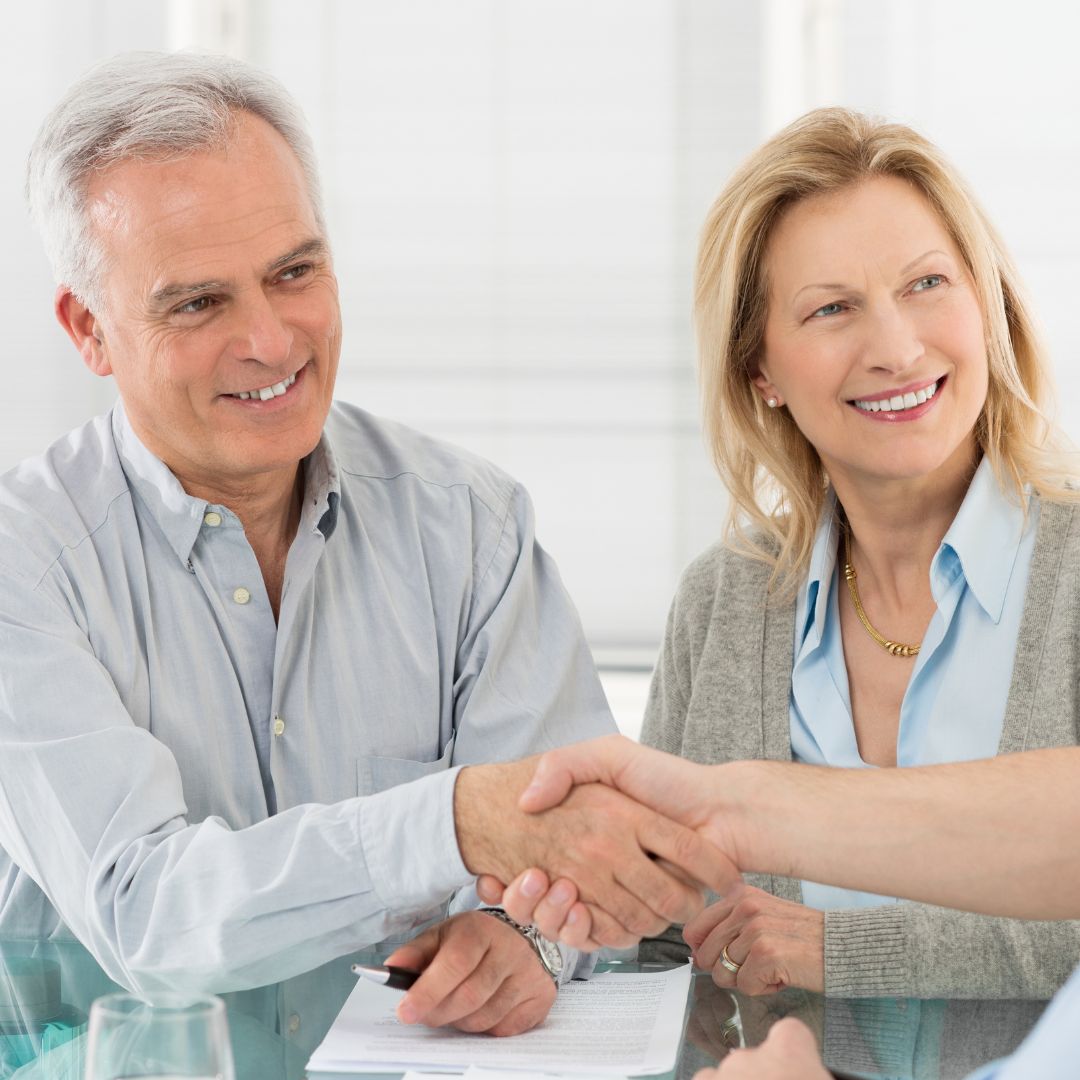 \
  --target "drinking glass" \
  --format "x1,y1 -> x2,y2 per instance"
84,992 -> 235,1080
